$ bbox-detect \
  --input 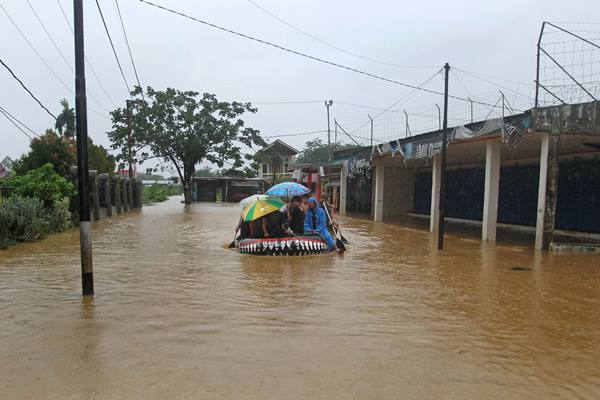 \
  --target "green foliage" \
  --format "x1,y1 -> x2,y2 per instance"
143,184 -> 182,205
296,138 -> 359,165
45,197 -> 72,232
0,196 -> 49,245
88,139 -> 115,174
14,129 -> 114,177
109,86 -> 265,203
9,163 -> 75,206
55,99 -> 76,137
14,129 -> 76,177
194,167 -> 222,177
